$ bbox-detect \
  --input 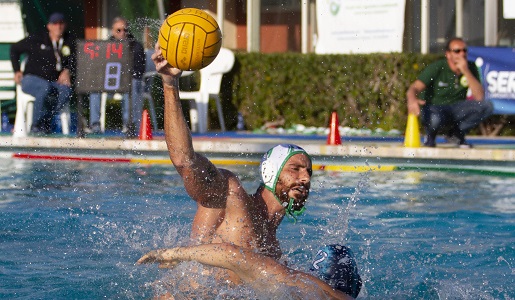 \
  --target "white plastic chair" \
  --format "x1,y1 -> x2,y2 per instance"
179,48 -> 235,133
13,85 -> 71,137
12,59 -> 70,137
0,61 -> 16,131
